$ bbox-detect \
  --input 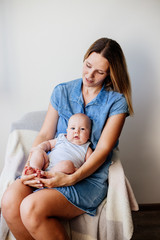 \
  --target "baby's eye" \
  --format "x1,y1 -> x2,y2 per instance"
80,128 -> 85,130
71,127 -> 75,130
